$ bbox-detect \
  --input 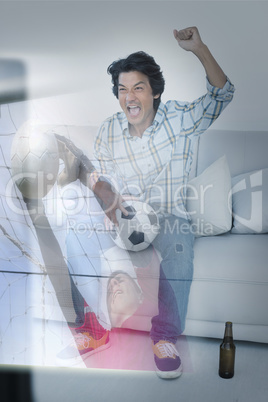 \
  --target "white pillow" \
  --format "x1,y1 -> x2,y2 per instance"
186,155 -> 232,236
231,168 -> 268,234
